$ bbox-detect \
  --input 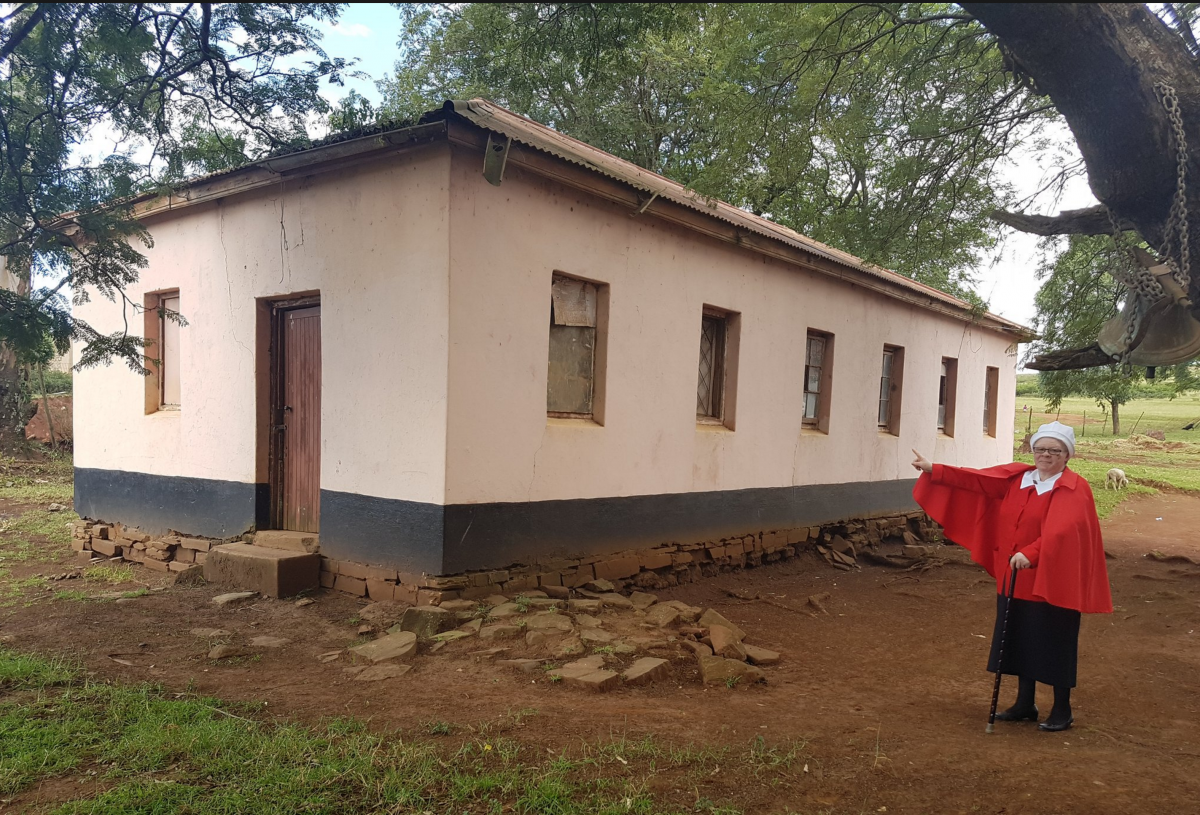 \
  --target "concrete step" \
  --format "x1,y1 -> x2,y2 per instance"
203,543 -> 319,598
254,530 -> 320,553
